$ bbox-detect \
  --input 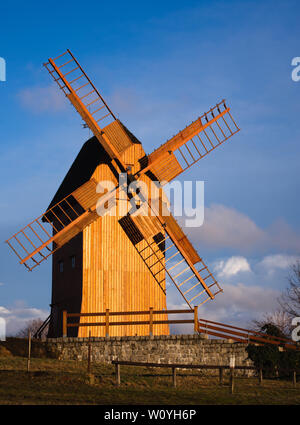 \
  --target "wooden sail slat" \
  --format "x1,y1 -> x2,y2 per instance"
72,178 -> 99,210
54,210 -> 98,247
103,120 -> 134,155
150,154 -> 183,183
